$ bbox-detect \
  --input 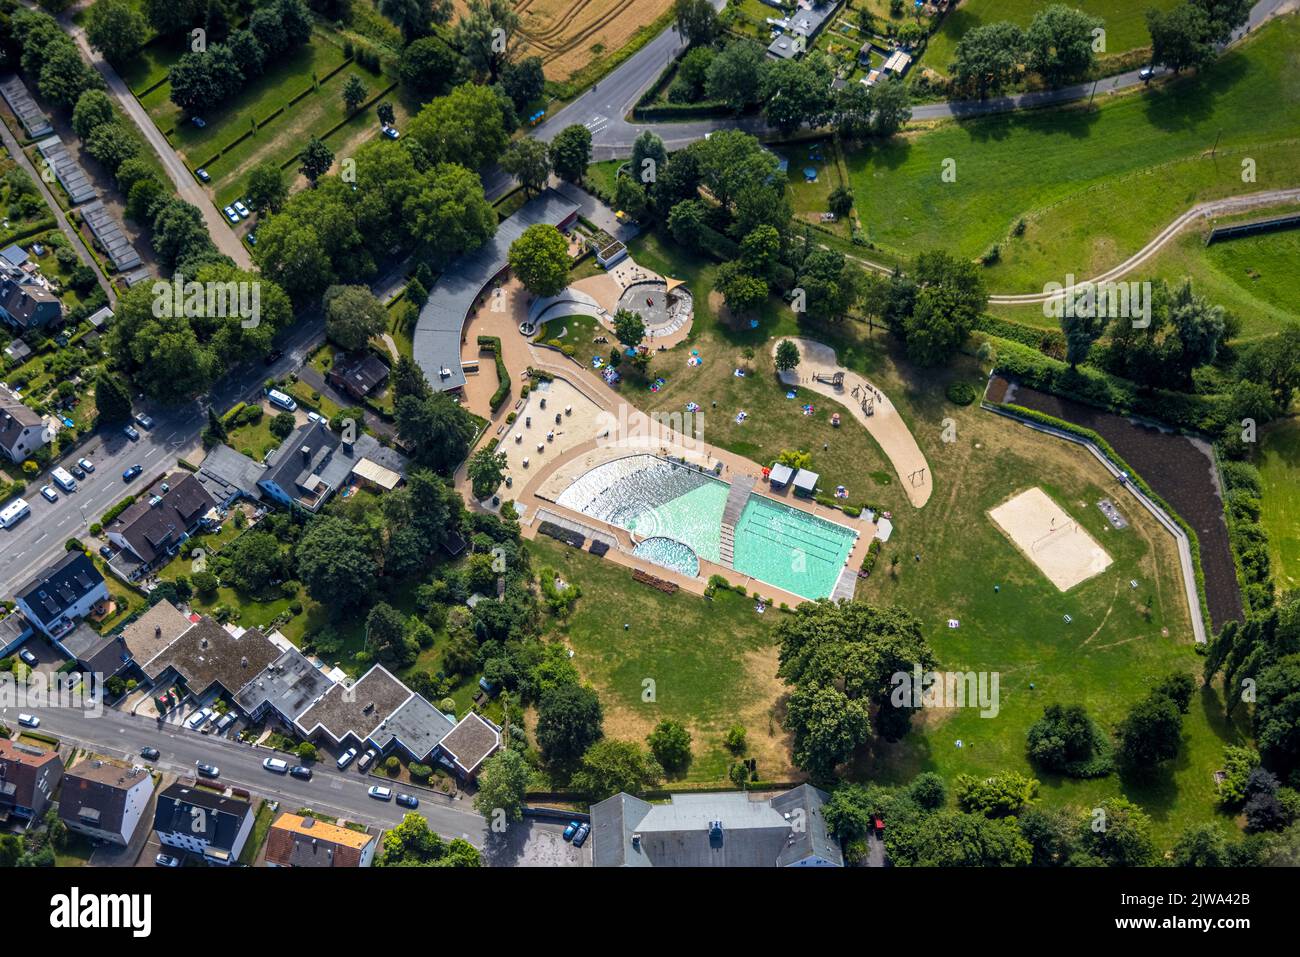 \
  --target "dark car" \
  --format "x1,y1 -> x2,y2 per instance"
140,747 -> 161,761
264,348 -> 283,365
123,424 -> 140,441
70,464 -> 86,480
134,413 -> 155,430
155,853 -> 181,867
123,465 -> 142,481
396,793 -> 419,809
289,765 -> 313,781
572,822 -> 591,847
563,821 -> 580,841
195,762 -> 220,779
99,545 -> 113,559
